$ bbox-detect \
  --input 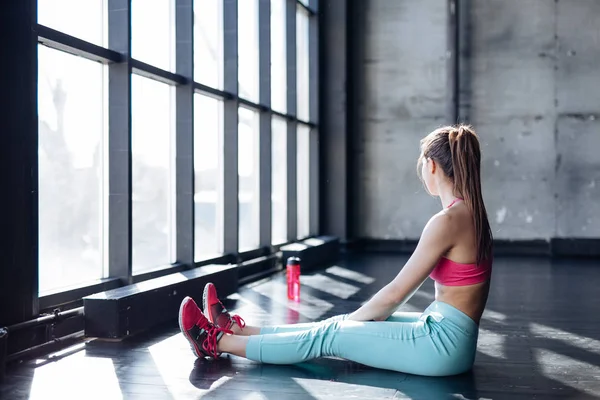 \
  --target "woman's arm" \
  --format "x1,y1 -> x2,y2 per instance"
347,212 -> 455,322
